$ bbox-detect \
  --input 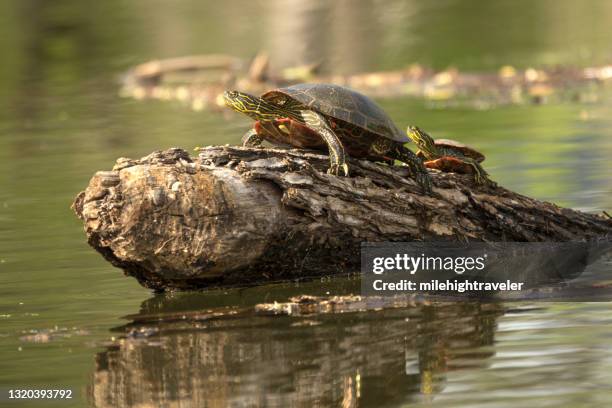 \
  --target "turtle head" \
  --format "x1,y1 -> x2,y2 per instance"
223,90 -> 281,121
407,126 -> 438,157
